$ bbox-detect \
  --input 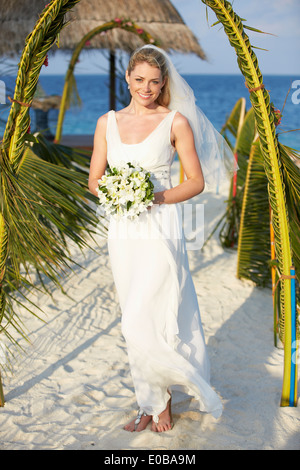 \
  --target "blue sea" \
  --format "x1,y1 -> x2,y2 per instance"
1,74 -> 299,150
